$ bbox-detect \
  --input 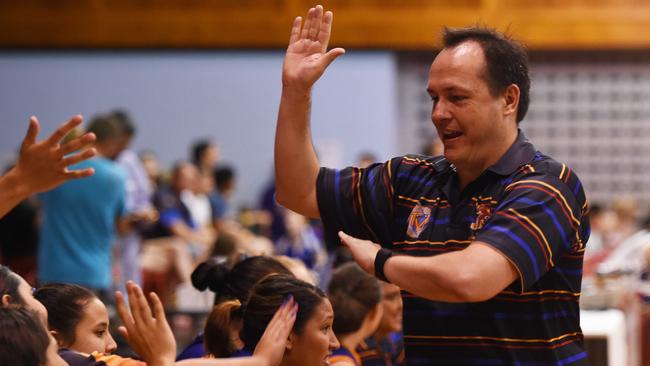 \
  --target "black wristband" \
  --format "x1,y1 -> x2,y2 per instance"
374,248 -> 393,283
